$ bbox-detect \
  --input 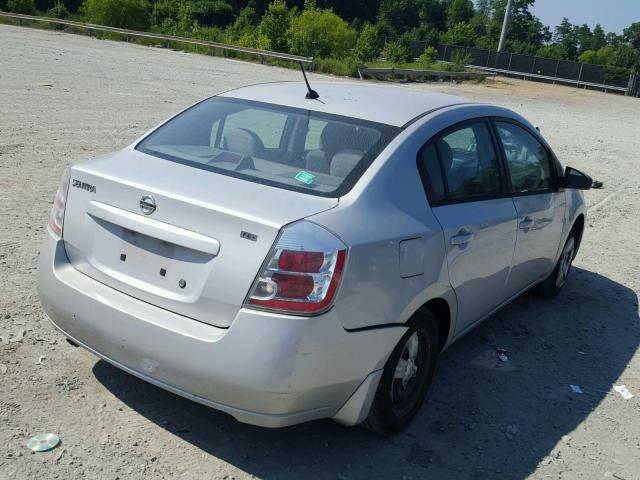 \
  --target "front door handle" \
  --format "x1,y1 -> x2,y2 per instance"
450,230 -> 475,245
519,217 -> 535,230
